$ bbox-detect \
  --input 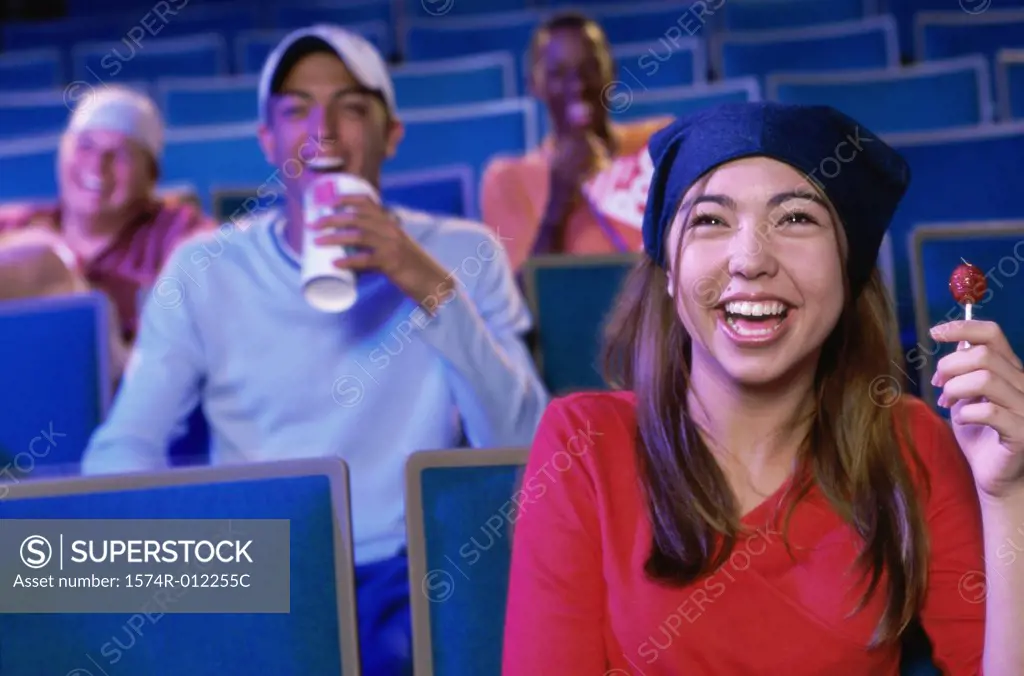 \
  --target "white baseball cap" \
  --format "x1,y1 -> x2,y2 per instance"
65,85 -> 165,161
258,24 -> 397,126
